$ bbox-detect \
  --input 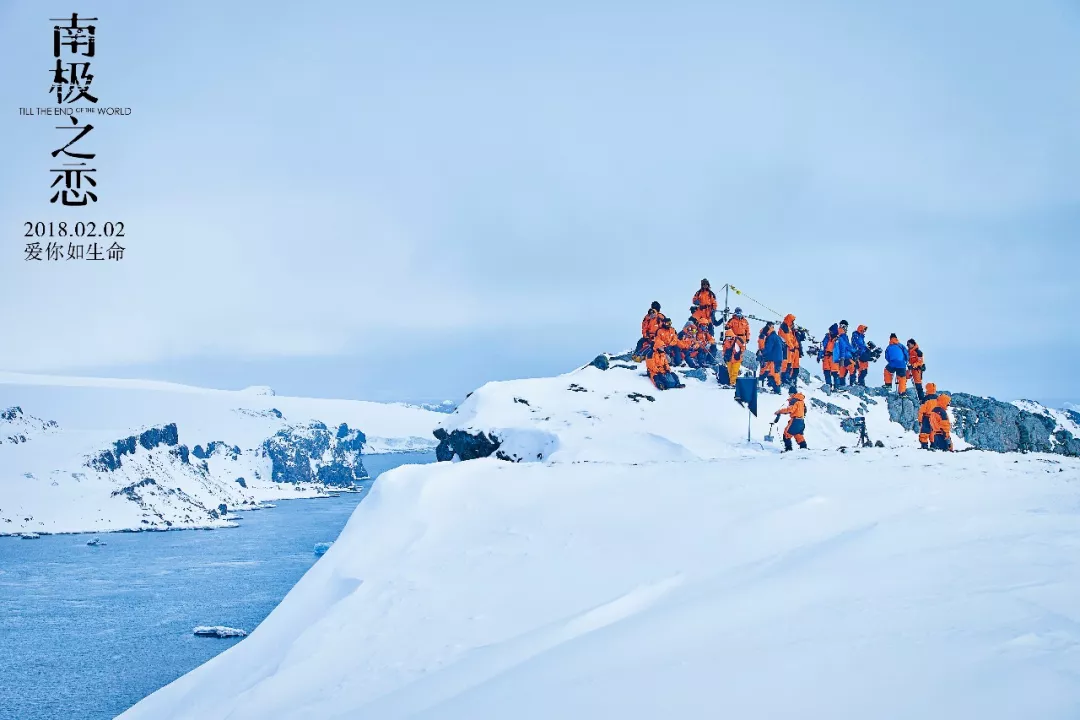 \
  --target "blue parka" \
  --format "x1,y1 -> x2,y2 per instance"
852,329 -> 868,359
763,329 -> 786,365
884,340 -> 907,369
832,330 -> 854,363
